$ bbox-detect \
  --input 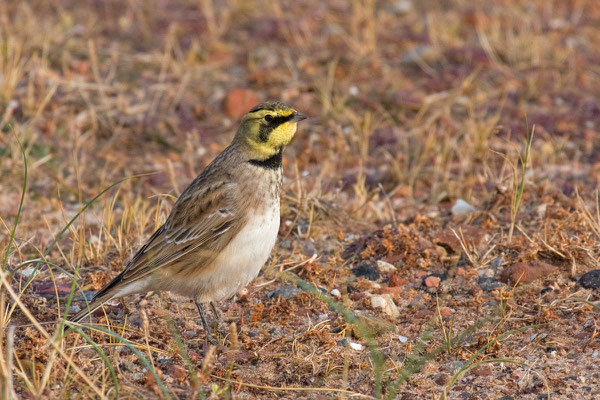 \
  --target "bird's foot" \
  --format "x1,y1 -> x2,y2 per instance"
195,300 -> 223,345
